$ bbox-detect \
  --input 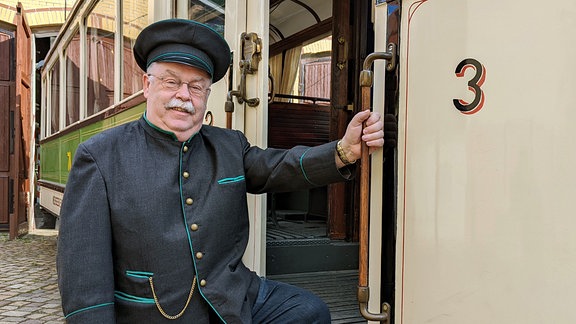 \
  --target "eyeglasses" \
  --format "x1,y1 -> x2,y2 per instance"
147,74 -> 210,97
